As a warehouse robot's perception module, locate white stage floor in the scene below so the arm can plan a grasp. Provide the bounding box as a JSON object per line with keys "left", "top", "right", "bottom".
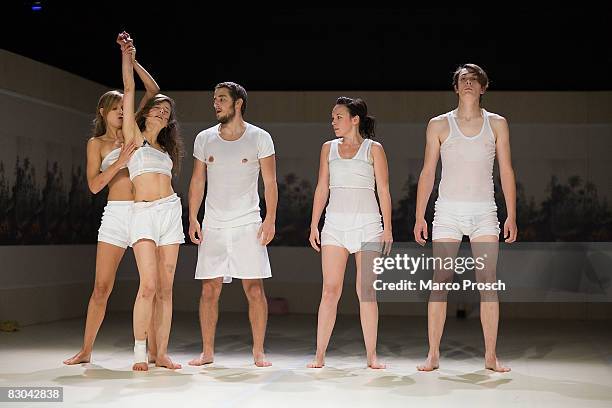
{"left": 1, "top": 312, "right": 611, "bottom": 407}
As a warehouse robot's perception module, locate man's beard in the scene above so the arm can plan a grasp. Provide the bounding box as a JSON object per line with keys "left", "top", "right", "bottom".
{"left": 218, "top": 107, "right": 236, "bottom": 124}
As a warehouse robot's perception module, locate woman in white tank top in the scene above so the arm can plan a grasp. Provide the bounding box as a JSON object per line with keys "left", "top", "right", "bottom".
{"left": 308, "top": 97, "right": 393, "bottom": 369}
{"left": 64, "top": 34, "right": 160, "bottom": 366}
{"left": 120, "top": 31, "right": 185, "bottom": 371}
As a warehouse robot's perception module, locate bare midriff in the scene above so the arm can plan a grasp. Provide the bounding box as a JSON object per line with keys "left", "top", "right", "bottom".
{"left": 132, "top": 173, "right": 174, "bottom": 202}
{"left": 107, "top": 169, "right": 135, "bottom": 201}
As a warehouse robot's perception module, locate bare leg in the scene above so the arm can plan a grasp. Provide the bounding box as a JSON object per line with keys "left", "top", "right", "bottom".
{"left": 417, "top": 238, "right": 461, "bottom": 372}
{"left": 153, "top": 244, "right": 181, "bottom": 369}
{"left": 307, "top": 245, "right": 349, "bottom": 368}
{"left": 471, "top": 235, "right": 510, "bottom": 372}
{"left": 355, "top": 251, "right": 385, "bottom": 369}
{"left": 189, "top": 278, "right": 223, "bottom": 366}
{"left": 147, "top": 296, "right": 157, "bottom": 363}
{"left": 242, "top": 279, "right": 271, "bottom": 367}
{"left": 64, "top": 242, "right": 124, "bottom": 365}
{"left": 132, "top": 239, "right": 158, "bottom": 371}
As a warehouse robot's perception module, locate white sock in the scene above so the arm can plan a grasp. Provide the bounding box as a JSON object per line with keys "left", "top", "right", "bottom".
{"left": 134, "top": 339, "right": 147, "bottom": 364}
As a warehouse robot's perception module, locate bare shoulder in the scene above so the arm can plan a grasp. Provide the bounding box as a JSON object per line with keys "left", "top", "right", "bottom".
{"left": 428, "top": 114, "right": 449, "bottom": 130}
{"left": 487, "top": 111, "right": 509, "bottom": 127}
{"left": 322, "top": 140, "right": 334, "bottom": 149}
{"left": 427, "top": 114, "right": 449, "bottom": 140}
{"left": 370, "top": 139, "right": 384, "bottom": 152}
{"left": 87, "top": 137, "right": 102, "bottom": 150}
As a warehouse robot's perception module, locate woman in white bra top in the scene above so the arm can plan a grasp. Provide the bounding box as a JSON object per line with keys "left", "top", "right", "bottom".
{"left": 308, "top": 97, "right": 393, "bottom": 370}
{"left": 64, "top": 33, "right": 160, "bottom": 366}
{"left": 120, "top": 31, "right": 185, "bottom": 371}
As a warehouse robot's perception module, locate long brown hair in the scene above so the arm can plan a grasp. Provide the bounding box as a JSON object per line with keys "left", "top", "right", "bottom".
{"left": 135, "top": 94, "right": 184, "bottom": 175}
{"left": 92, "top": 90, "right": 123, "bottom": 137}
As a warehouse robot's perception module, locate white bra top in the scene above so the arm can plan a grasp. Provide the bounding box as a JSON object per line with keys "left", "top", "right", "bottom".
{"left": 100, "top": 148, "right": 123, "bottom": 172}
{"left": 127, "top": 140, "right": 173, "bottom": 181}
{"left": 328, "top": 138, "right": 377, "bottom": 190}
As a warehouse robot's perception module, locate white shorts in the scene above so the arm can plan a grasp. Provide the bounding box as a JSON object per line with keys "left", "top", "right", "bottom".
{"left": 195, "top": 222, "right": 271, "bottom": 281}
{"left": 98, "top": 201, "right": 133, "bottom": 249}
{"left": 130, "top": 194, "right": 185, "bottom": 246}
{"left": 432, "top": 201, "right": 500, "bottom": 241}
{"left": 321, "top": 222, "right": 383, "bottom": 254}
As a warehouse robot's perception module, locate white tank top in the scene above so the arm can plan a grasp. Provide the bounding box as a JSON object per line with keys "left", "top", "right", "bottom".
{"left": 100, "top": 148, "right": 123, "bottom": 172}
{"left": 324, "top": 138, "right": 381, "bottom": 230}
{"left": 437, "top": 109, "right": 496, "bottom": 204}
{"left": 127, "top": 140, "right": 173, "bottom": 181}
{"left": 329, "top": 138, "right": 376, "bottom": 190}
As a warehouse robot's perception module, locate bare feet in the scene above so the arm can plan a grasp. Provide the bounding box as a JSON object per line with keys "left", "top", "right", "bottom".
{"left": 188, "top": 353, "right": 214, "bottom": 366}
{"left": 132, "top": 362, "right": 148, "bottom": 371}
{"left": 253, "top": 350, "right": 272, "bottom": 367}
{"left": 155, "top": 354, "right": 182, "bottom": 369}
{"left": 63, "top": 350, "right": 91, "bottom": 365}
{"left": 307, "top": 354, "right": 325, "bottom": 368}
{"left": 417, "top": 354, "right": 440, "bottom": 372}
{"left": 485, "top": 356, "right": 511, "bottom": 372}
{"left": 148, "top": 353, "right": 156, "bottom": 364}
{"left": 367, "top": 355, "right": 386, "bottom": 369}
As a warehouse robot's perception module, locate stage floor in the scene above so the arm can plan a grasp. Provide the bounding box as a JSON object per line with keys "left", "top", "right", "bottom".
{"left": 1, "top": 312, "right": 611, "bottom": 407}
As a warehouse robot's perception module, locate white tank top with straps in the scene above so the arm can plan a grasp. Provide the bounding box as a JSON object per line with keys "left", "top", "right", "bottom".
{"left": 324, "top": 138, "right": 382, "bottom": 231}
{"left": 437, "top": 108, "right": 496, "bottom": 206}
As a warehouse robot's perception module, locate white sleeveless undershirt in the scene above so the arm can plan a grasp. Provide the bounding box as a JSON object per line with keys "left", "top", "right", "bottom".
{"left": 324, "top": 138, "right": 382, "bottom": 231}
{"left": 437, "top": 109, "right": 496, "bottom": 206}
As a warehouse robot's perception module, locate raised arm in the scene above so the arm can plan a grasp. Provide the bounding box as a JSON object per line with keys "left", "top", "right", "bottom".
{"left": 116, "top": 33, "right": 160, "bottom": 113}
{"left": 414, "top": 117, "right": 444, "bottom": 245}
{"left": 493, "top": 115, "right": 518, "bottom": 243}
{"left": 309, "top": 142, "right": 331, "bottom": 251}
{"left": 118, "top": 32, "right": 143, "bottom": 146}
{"left": 372, "top": 143, "right": 393, "bottom": 254}
{"left": 134, "top": 60, "right": 160, "bottom": 112}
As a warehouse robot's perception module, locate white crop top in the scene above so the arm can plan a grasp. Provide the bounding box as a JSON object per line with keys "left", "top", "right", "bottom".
{"left": 100, "top": 148, "right": 122, "bottom": 172}
{"left": 127, "top": 140, "right": 173, "bottom": 181}
{"left": 328, "top": 138, "right": 376, "bottom": 190}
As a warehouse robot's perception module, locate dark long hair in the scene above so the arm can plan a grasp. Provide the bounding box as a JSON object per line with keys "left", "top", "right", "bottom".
{"left": 335, "top": 96, "right": 376, "bottom": 139}
{"left": 135, "top": 94, "right": 184, "bottom": 175}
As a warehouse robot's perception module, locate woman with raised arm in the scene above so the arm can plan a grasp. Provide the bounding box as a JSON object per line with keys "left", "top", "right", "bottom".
{"left": 120, "top": 32, "right": 185, "bottom": 371}
{"left": 63, "top": 34, "right": 160, "bottom": 366}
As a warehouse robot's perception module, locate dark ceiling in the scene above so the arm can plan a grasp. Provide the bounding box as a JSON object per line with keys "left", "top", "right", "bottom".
{"left": 3, "top": 3, "right": 610, "bottom": 91}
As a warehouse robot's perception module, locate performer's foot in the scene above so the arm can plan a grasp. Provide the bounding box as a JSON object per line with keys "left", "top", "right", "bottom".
{"left": 156, "top": 354, "right": 182, "bottom": 369}
{"left": 132, "top": 362, "right": 148, "bottom": 371}
{"left": 417, "top": 354, "right": 439, "bottom": 372}
{"left": 307, "top": 353, "right": 325, "bottom": 368}
{"left": 63, "top": 349, "right": 91, "bottom": 365}
{"left": 367, "top": 354, "right": 386, "bottom": 369}
{"left": 485, "top": 355, "right": 510, "bottom": 372}
{"left": 188, "top": 353, "right": 214, "bottom": 366}
{"left": 253, "top": 350, "right": 272, "bottom": 367}
{"left": 147, "top": 343, "right": 157, "bottom": 364}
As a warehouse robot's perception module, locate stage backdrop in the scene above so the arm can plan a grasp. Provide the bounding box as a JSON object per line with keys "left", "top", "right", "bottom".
{"left": 1, "top": 50, "right": 611, "bottom": 324}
